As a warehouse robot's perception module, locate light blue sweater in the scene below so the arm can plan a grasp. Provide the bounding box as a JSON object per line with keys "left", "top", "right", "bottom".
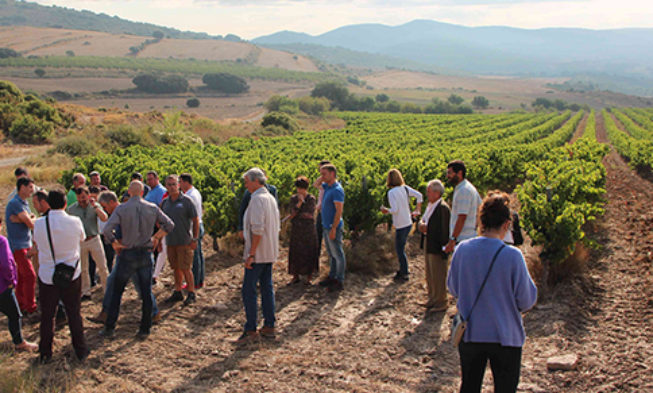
{"left": 447, "top": 237, "right": 537, "bottom": 347}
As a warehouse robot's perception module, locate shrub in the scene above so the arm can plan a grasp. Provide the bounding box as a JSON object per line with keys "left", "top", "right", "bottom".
{"left": 132, "top": 73, "right": 188, "bottom": 94}
{"left": 54, "top": 135, "right": 97, "bottom": 156}
{"left": 311, "top": 81, "right": 349, "bottom": 108}
{"left": 202, "top": 73, "right": 249, "bottom": 94}
{"left": 106, "top": 124, "right": 152, "bottom": 148}
{"left": 0, "top": 48, "right": 20, "bottom": 59}
{"left": 186, "top": 97, "right": 200, "bottom": 108}
{"left": 264, "top": 95, "right": 298, "bottom": 114}
{"left": 298, "top": 96, "right": 330, "bottom": 115}
{"left": 34, "top": 68, "right": 46, "bottom": 78}
{"left": 0, "top": 80, "right": 24, "bottom": 103}
{"left": 7, "top": 114, "right": 54, "bottom": 144}
{"left": 261, "top": 111, "right": 298, "bottom": 132}
{"left": 65, "top": 50, "right": 75, "bottom": 57}
{"left": 375, "top": 93, "right": 389, "bottom": 103}
{"left": 472, "top": 96, "right": 489, "bottom": 109}
{"left": 447, "top": 94, "right": 464, "bottom": 105}
{"left": 47, "top": 90, "right": 73, "bottom": 100}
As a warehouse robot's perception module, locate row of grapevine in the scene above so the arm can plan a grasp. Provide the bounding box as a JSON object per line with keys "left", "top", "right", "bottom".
{"left": 580, "top": 110, "right": 596, "bottom": 141}
{"left": 603, "top": 109, "right": 653, "bottom": 171}
{"left": 65, "top": 111, "right": 582, "bottom": 239}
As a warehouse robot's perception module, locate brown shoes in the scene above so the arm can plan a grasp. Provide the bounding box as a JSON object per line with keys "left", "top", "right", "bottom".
{"left": 259, "top": 326, "right": 276, "bottom": 339}
{"left": 152, "top": 313, "right": 162, "bottom": 324}
{"left": 236, "top": 330, "right": 258, "bottom": 344}
{"left": 87, "top": 311, "right": 107, "bottom": 324}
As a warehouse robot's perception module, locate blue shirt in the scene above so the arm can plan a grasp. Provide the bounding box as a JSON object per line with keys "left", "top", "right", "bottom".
{"left": 145, "top": 183, "right": 166, "bottom": 206}
{"left": 321, "top": 181, "right": 345, "bottom": 230}
{"left": 447, "top": 237, "right": 537, "bottom": 347}
{"left": 4, "top": 194, "right": 32, "bottom": 251}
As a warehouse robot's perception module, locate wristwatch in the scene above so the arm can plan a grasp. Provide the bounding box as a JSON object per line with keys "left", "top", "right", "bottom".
{"left": 450, "top": 236, "right": 457, "bottom": 243}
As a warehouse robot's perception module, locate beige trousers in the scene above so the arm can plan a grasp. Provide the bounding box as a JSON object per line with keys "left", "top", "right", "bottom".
{"left": 425, "top": 252, "right": 449, "bottom": 308}
{"left": 81, "top": 235, "right": 108, "bottom": 296}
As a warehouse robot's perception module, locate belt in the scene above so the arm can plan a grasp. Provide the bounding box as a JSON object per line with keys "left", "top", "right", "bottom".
{"left": 85, "top": 235, "right": 98, "bottom": 241}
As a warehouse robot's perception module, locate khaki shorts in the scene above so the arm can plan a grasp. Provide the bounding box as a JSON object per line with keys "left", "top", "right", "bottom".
{"left": 167, "top": 245, "right": 193, "bottom": 270}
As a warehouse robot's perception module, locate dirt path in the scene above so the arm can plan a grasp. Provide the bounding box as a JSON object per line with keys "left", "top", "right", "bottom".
{"left": 568, "top": 111, "right": 589, "bottom": 143}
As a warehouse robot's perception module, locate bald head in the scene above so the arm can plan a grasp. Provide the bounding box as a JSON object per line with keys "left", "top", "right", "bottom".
{"left": 128, "top": 180, "right": 144, "bottom": 197}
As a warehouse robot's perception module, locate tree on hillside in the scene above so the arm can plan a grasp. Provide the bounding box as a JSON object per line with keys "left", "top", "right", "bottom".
{"left": 447, "top": 94, "right": 464, "bottom": 105}
{"left": 265, "top": 95, "right": 299, "bottom": 114}
{"left": 375, "top": 93, "right": 389, "bottom": 103}
{"left": 0, "top": 48, "right": 20, "bottom": 59}
{"left": 202, "top": 73, "right": 249, "bottom": 94}
{"left": 311, "top": 82, "right": 349, "bottom": 109}
{"left": 152, "top": 30, "right": 164, "bottom": 40}
{"left": 132, "top": 73, "right": 188, "bottom": 94}
{"left": 472, "top": 96, "right": 489, "bottom": 109}
{"left": 34, "top": 68, "right": 45, "bottom": 78}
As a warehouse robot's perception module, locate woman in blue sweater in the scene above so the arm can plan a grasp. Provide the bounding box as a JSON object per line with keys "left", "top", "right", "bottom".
{"left": 447, "top": 191, "right": 537, "bottom": 393}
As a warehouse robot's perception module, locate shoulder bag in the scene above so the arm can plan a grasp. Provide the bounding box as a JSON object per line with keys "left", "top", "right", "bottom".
{"left": 451, "top": 244, "right": 505, "bottom": 345}
{"left": 46, "top": 214, "right": 79, "bottom": 289}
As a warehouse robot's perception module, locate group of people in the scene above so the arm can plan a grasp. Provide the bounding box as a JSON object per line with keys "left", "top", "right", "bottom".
{"left": 1, "top": 159, "right": 537, "bottom": 393}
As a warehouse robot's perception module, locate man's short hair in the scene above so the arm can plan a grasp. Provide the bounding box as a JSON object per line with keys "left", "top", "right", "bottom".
{"left": 88, "top": 185, "right": 100, "bottom": 194}
{"left": 131, "top": 172, "right": 143, "bottom": 181}
{"left": 72, "top": 172, "right": 85, "bottom": 183}
{"left": 165, "top": 174, "right": 179, "bottom": 185}
{"left": 321, "top": 164, "right": 337, "bottom": 175}
{"left": 16, "top": 177, "right": 34, "bottom": 191}
{"left": 146, "top": 170, "right": 159, "bottom": 179}
{"left": 75, "top": 185, "right": 89, "bottom": 195}
{"left": 242, "top": 168, "right": 267, "bottom": 184}
{"left": 447, "top": 160, "right": 466, "bottom": 178}
{"left": 33, "top": 189, "right": 48, "bottom": 202}
{"left": 47, "top": 188, "right": 67, "bottom": 209}
{"left": 294, "top": 176, "right": 309, "bottom": 189}
{"left": 14, "top": 167, "right": 28, "bottom": 178}
{"left": 179, "top": 173, "right": 193, "bottom": 185}
{"left": 427, "top": 179, "right": 445, "bottom": 195}
{"left": 98, "top": 191, "right": 118, "bottom": 205}
{"left": 89, "top": 171, "right": 100, "bottom": 177}
{"left": 318, "top": 160, "right": 331, "bottom": 167}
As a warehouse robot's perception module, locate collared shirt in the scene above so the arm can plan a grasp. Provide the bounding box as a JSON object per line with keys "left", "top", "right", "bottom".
{"left": 33, "top": 210, "right": 84, "bottom": 285}
{"left": 0, "top": 235, "right": 17, "bottom": 294}
{"left": 161, "top": 193, "right": 197, "bottom": 246}
{"left": 7, "top": 187, "right": 38, "bottom": 215}
{"left": 4, "top": 194, "right": 32, "bottom": 251}
{"left": 67, "top": 202, "right": 106, "bottom": 237}
{"left": 145, "top": 183, "right": 166, "bottom": 206}
{"left": 67, "top": 189, "right": 77, "bottom": 206}
{"left": 238, "top": 183, "right": 278, "bottom": 231}
{"left": 102, "top": 196, "right": 174, "bottom": 249}
{"left": 421, "top": 198, "right": 442, "bottom": 225}
{"left": 387, "top": 185, "right": 423, "bottom": 230}
{"left": 184, "top": 186, "right": 203, "bottom": 224}
{"left": 450, "top": 179, "right": 482, "bottom": 241}
{"left": 321, "top": 181, "right": 345, "bottom": 230}
{"left": 243, "top": 187, "right": 280, "bottom": 263}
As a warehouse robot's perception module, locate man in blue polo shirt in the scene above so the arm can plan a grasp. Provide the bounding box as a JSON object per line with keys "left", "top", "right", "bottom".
{"left": 5, "top": 177, "right": 37, "bottom": 313}
{"left": 317, "top": 164, "right": 346, "bottom": 292}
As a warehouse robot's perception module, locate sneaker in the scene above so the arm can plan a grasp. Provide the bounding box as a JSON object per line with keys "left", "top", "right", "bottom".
{"left": 235, "top": 330, "right": 258, "bottom": 344}
{"left": 165, "top": 291, "right": 184, "bottom": 303}
{"left": 151, "top": 313, "right": 162, "bottom": 325}
{"left": 327, "top": 281, "right": 344, "bottom": 293}
{"left": 87, "top": 311, "right": 107, "bottom": 324}
{"left": 259, "top": 326, "right": 276, "bottom": 339}
{"left": 136, "top": 329, "right": 150, "bottom": 340}
{"left": 15, "top": 340, "right": 38, "bottom": 352}
{"left": 98, "top": 327, "right": 114, "bottom": 339}
{"left": 183, "top": 292, "right": 196, "bottom": 306}
{"left": 195, "top": 282, "right": 204, "bottom": 289}
{"left": 318, "top": 277, "right": 335, "bottom": 287}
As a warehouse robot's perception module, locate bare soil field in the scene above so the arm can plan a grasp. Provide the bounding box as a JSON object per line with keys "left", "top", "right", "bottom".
{"left": 359, "top": 70, "right": 653, "bottom": 110}
{"left": 0, "top": 26, "right": 319, "bottom": 73}
{"left": 1, "top": 116, "right": 651, "bottom": 391}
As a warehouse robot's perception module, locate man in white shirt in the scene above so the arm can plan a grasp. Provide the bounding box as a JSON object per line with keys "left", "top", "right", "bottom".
{"left": 238, "top": 167, "right": 280, "bottom": 343}
{"left": 444, "top": 160, "right": 482, "bottom": 254}
{"left": 32, "top": 188, "right": 88, "bottom": 363}
{"left": 179, "top": 173, "right": 205, "bottom": 289}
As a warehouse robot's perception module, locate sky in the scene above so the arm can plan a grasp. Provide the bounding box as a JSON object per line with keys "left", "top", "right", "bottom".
{"left": 32, "top": 0, "right": 653, "bottom": 39}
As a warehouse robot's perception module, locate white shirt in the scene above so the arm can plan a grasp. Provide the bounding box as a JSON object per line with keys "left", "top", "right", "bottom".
{"left": 387, "top": 185, "right": 423, "bottom": 230}
{"left": 243, "top": 187, "right": 280, "bottom": 263}
{"left": 421, "top": 198, "right": 442, "bottom": 225}
{"left": 450, "top": 179, "right": 483, "bottom": 241}
{"left": 184, "top": 186, "right": 203, "bottom": 224}
{"left": 33, "top": 210, "right": 84, "bottom": 285}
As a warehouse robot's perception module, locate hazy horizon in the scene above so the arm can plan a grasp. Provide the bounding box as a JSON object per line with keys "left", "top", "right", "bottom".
{"left": 31, "top": 0, "right": 653, "bottom": 40}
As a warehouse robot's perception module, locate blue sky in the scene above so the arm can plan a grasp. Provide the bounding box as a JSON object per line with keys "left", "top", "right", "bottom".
{"left": 33, "top": 0, "right": 652, "bottom": 39}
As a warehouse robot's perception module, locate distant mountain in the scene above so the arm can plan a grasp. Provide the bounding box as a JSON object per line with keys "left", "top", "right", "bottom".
{"left": 254, "top": 20, "right": 653, "bottom": 95}
{"left": 0, "top": 0, "right": 238, "bottom": 41}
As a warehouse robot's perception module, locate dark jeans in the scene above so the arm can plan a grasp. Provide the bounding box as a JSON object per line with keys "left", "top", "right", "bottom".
{"left": 0, "top": 288, "right": 24, "bottom": 345}
{"left": 241, "top": 263, "right": 275, "bottom": 332}
{"left": 102, "top": 235, "right": 115, "bottom": 272}
{"left": 316, "top": 212, "right": 323, "bottom": 257}
{"left": 192, "top": 223, "right": 205, "bottom": 287}
{"left": 105, "top": 249, "right": 153, "bottom": 333}
{"left": 39, "top": 277, "right": 87, "bottom": 359}
{"left": 458, "top": 341, "right": 522, "bottom": 393}
{"left": 395, "top": 225, "right": 411, "bottom": 276}
{"left": 102, "top": 255, "right": 159, "bottom": 317}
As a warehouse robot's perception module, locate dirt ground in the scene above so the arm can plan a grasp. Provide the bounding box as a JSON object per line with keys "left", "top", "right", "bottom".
{"left": 0, "top": 115, "right": 651, "bottom": 392}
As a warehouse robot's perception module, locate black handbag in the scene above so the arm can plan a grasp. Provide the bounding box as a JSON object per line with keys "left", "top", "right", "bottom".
{"left": 46, "top": 214, "right": 79, "bottom": 290}
{"left": 451, "top": 244, "right": 505, "bottom": 345}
